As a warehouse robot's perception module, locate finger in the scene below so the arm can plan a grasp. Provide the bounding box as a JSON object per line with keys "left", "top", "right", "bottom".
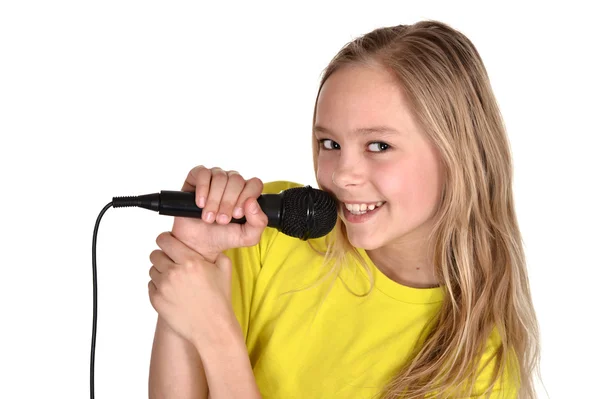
{"left": 233, "top": 177, "right": 263, "bottom": 219}
{"left": 181, "top": 165, "right": 211, "bottom": 208}
{"left": 216, "top": 171, "right": 245, "bottom": 224}
{"left": 203, "top": 168, "right": 228, "bottom": 223}
{"left": 149, "top": 265, "right": 162, "bottom": 284}
{"left": 239, "top": 197, "right": 269, "bottom": 247}
{"left": 155, "top": 231, "right": 201, "bottom": 266}
{"left": 149, "top": 249, "right": 172, "bottom": 273}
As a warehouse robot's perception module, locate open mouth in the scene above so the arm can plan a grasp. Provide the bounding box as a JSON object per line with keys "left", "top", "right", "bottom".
{"left": 342, "top": 201, "right": 386, "bottom": 216}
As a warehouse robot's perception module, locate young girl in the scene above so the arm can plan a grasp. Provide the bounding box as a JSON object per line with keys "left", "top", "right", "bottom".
{"left": 147, "top": 20, "right": 541, "bottom": 398}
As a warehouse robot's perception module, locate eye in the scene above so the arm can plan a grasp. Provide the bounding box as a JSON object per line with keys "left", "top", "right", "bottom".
{"left": 367, "top": 142, "right": 390, "bottom": 152}
{"left": 319, "top": 139, "right": 340, "bottom": 150}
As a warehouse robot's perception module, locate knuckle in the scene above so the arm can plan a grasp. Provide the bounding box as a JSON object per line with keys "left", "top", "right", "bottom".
{"left": 191, "top": 165, "right": 206, "bottom": 176}
{"left": 259, "top": 215, "right": 269, "bottom": 227}
{"left": 165, "top": 268, "right": 179, "bottom": 281}
{"left": 189, "top": 165, "right": 207, "bottom": 180}
{"left": 195, "top": 168, "right": 211, "bottom": 184}
{"left": 247, "top": 177, "right": 264, "bottom": 192}
{"left": 198, "top": 167, "right": 211, "bottom": 178}
{"left": 241, "top": 235, "right": 259, "bottom": 247}
{"left": 149, "top": 249, "right": 160, "bottom": 261}
{"left": 219, "top": 199, "right": 235, "bottom": 211}
{"left": 247, "top": 177, "right": 263, "bottom": 185}
{"left": 188, "top": 258, "right": 201, "bottom": 269}
{"left": 179, "top": 257, "right": 197, "bottom": 270}
{"left": 211, "top": 167, "right": 226, "bottom": 176}
{"left": 155, "top": 232, "right": 170, "bottom": 245}
{"left": 210, "top": 171, "right": 227, "bottom": 185}
{"left": 167, "top": 263, "right": 179, "bottom": 273}
{"left": 228, "top": 173, "right": 244, "bottom": 185}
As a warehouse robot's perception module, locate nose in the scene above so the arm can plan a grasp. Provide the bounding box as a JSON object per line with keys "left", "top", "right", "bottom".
{"left": 332, "top": 155, "right": 366, "bottom": 188}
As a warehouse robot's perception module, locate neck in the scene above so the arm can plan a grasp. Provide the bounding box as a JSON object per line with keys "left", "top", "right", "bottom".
{"left": 366, "top": 236, "right": 438, "bottom": 289}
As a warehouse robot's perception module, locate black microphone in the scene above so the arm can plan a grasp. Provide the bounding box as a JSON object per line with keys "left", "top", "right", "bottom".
{"left": 112, "top": 185, "right": 338, "bottom": 240}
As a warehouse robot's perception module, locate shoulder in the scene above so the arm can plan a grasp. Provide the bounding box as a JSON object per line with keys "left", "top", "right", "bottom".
{"left": 262, "top": 180, "right": 305, "bottom": 194}
{"left": 472, "top": 328, "right": 521, "bottom": 397}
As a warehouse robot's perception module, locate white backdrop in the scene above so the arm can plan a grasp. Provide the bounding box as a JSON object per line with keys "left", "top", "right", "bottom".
{"left": 1, "top": 1, "right": 598, "bottom": 398}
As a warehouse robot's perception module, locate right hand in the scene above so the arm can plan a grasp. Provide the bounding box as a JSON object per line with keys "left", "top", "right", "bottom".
{"left": 170, "top": 166, "right": 268, "bottom": 262}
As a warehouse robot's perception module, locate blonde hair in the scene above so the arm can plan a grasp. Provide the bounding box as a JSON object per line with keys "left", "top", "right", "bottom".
{"left": 310, "top": 20, "right": 541, "bottom": 398}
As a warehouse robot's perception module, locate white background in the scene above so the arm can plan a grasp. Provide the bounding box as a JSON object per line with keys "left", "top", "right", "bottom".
{"left": 1, "top": 1, "right": 598, "bottom": 398}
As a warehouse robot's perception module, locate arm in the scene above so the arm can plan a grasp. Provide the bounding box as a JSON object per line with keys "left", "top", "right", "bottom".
{"left": 149, "top": 314, "right": 262, "bottom": 399}
{"left": 148, "top": 166, "right": 268, "bottom": 398}
{"left": 195, "top": 315, "right": 262, "bottom": 399}
{"left": 149, "top": 316, "right": 209, "bottom": 399}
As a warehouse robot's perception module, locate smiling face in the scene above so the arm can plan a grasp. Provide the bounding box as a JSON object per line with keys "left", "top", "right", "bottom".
{"left": 314, "top": 64, "right": 445, "bottom": 251}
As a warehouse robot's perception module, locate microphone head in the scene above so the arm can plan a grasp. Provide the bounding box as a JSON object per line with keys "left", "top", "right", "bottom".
{"left": 280, "top": 186, "right": 338, "bottom": 240}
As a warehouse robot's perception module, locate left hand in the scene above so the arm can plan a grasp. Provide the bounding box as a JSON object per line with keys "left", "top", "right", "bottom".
{"left": 148, "top": 231, "right": 239, "bottom": 351}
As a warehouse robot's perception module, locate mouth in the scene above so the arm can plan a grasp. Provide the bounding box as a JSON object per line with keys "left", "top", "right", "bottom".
{"left": 341, "top": 201, "right": 386, "bottom": 216}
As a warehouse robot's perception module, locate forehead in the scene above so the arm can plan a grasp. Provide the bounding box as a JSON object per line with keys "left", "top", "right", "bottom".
{"left": 315, "top": 64, "right": 417, "bottom": 135}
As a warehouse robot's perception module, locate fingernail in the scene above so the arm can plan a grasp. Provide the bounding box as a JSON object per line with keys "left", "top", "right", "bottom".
{"left": 198, "top": 196, "right": 206, "bottom": 208}
{"left": 233, "top": 207, "right": 243, "bottom": 218}
{"left": 217, "top": 213, "right": 229, "bottom": 224}
{"left": 205, "top": 211, "right": 215, "bottom": 222}
{"left": 249, "top": 200, "right": 259, "bottom": 215}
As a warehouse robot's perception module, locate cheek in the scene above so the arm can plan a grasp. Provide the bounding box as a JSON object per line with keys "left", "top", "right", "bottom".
{"left": 316, "top": 157, "right": 334, "bottom": 188}
{"left": 379, "top": 155, "right": 441, "bottom": 214}
{"left": 401, "top": 157, "right": 443, "bottom": 215}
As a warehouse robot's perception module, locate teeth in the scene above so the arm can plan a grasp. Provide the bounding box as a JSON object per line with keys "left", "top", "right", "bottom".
{"left": 344, "top": 201, "right": 385, "bottom": 214}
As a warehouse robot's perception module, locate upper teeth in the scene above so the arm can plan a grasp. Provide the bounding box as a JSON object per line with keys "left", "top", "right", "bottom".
{"left": 344, "top": 201, "right": 384, "bottom": 212}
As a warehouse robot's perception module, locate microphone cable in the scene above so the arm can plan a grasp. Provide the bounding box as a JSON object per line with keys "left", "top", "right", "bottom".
{"left": 90, "top": 201, "right": 113, "bottom": 399}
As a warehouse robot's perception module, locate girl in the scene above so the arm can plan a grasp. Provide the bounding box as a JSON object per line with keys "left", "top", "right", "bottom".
{"left": 147, "top": 20, "right": 541, "bottom": 398}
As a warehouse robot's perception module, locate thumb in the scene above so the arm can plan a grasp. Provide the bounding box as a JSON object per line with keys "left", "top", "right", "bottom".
{"left": 239, "top": 197, "right": 268, "bottom": 246}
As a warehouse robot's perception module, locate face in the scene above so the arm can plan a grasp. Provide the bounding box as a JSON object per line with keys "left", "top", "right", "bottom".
{"left": 314, "top": 64, "right": 444, "bottom": 251}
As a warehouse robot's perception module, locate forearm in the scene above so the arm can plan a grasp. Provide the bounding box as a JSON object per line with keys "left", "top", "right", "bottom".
{"left": 195, "top": 318, "right": 262, "bottom": 399}
{"left": 149, "top": 317, "right": 209, "bottom": 399}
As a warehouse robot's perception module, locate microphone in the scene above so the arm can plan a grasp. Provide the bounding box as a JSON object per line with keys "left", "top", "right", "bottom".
{"left": 112, "top": 185, "right": 338, "bottom": 240}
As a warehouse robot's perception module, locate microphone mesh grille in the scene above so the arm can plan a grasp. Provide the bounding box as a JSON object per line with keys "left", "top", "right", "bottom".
{"left": 280, "top": 186, "right": 338, "bottom": 239}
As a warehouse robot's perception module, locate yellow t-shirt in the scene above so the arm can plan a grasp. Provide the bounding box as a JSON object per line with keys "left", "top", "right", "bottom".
{"left": 224, "top": 181, "right": 516, "bottom": 399}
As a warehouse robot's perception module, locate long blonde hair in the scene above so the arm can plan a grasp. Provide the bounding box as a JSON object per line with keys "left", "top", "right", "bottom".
{"left": 310, "top": 20, "right": 541, "bottom": 398}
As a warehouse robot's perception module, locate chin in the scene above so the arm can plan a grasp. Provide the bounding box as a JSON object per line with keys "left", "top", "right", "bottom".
{"left": 346, "top": 231, "right": 384, "bottom": 251}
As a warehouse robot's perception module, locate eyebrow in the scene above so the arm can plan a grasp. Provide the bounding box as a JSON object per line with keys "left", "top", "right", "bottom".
{"left": 313, "top": 125, "right": 404, "bottom": 137}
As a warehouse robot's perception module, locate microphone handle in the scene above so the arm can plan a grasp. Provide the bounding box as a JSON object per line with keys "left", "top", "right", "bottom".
{"left": 157, "top": 191, "right": 283, "bottom": 228}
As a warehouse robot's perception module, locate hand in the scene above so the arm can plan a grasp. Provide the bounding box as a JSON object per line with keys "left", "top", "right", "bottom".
{"left": 171, "top": 166, "right": 268, "bottom": 262}
{"left": 148, "top": 231, "right": 241, "bottom": 350}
